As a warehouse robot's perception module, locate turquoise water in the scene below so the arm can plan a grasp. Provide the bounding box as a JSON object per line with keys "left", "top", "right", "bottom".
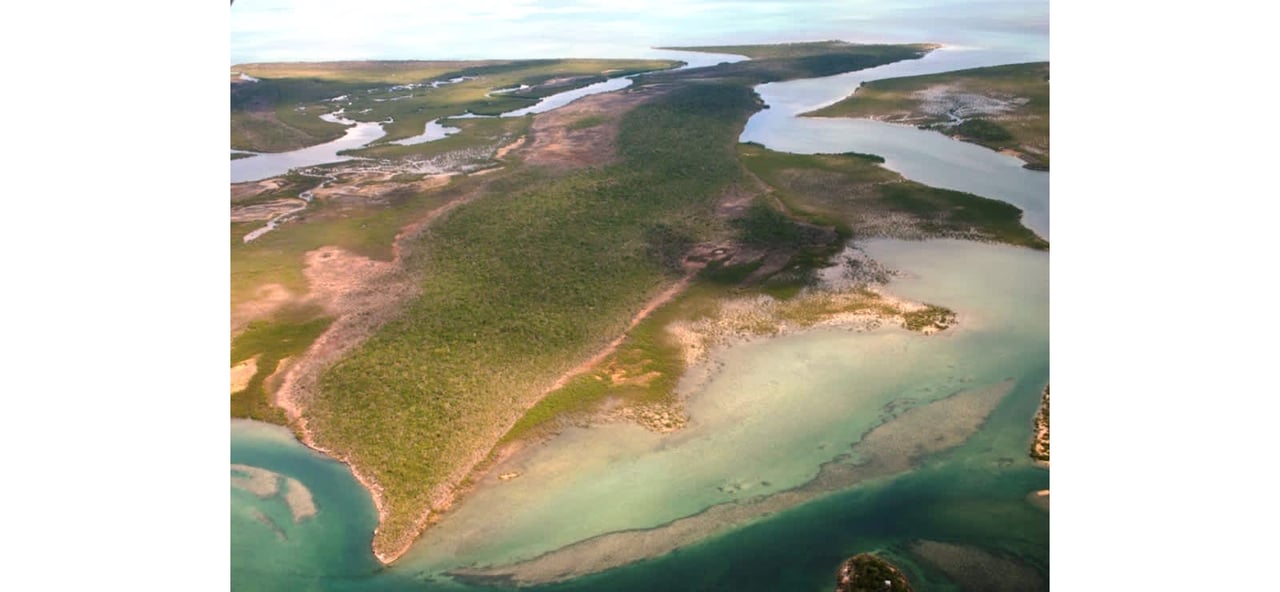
{"left": 231, "top": 420, "right": 383, "bottom": 590}
{"left": 231, "top": 2, "right": 1050, "bottom": 588}
{"left": 231, "top": 239, "right": 1049, "bottom": 591}
{"left": 395, "top": 239, "right": 1047, "bottom": 578}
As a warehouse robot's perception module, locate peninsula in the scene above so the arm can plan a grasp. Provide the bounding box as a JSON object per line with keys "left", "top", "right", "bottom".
{"left": 230, "top": 41, "right": 1047, "bottom": 565}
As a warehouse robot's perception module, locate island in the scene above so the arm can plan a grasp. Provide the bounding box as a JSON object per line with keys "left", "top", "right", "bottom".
{"left": 1031, "top": 384, "right": 1050, "bottom": 462}
{"left": 804, "top": 62, "right": 1049, "bottom": 170}
{"left": 230, "top": 41, "right": 1047, "bottom": 565}
{"left": 835, "top": 553, "right": 913, "bottom": 592}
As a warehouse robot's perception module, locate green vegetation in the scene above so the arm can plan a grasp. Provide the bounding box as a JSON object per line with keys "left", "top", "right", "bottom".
{"left": 738, "top": 143, "right": 1047, "bottom": 249}
{"left": 231, "top": 152, "right": 256, "bottom": 161}
{"left": 903, "top": 305, "right": 957, "bottom": 331}
{"left": 500, "top": 285, "right": 700, "bottom": 442}
{"left": 311, "top": 82, "right": 760, "bottom": 553}
{"left": 804, "top": 62, "right": 1049, "bottom": 169}
{"left": 231, "top": 315, "right": 332, "bottom": 423}
{"left": 836, "top": 553, "right": 914, "bottom": 592}
{"left": 951, "top": 118, "right": 1013, "bottom": 142}
{"left": 231, "top": 177, "right": 460, "bottom": 307}
{"left": 566, "top": 114, "right": 608, "bottom": 131}
{"left": 732, "top": 197, "right": 845, "bottom": 295}
{"left": 230, "top": 44, "right": 967, "bottom": 556}
{"left": 1031, "top": 385, "right": 1050, "bottom": 461}
{"left": 232, "top": 59, "right": 678, "bottom": 152}
{"left": 231, "top": 76, "right": 365, "bottom": 152}
{"left": 734, "top": 201, "right": 811, "bottom": 247}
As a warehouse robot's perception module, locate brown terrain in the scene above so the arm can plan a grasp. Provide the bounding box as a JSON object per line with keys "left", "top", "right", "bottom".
{"left": 517, "top": 87, "right": 663, "bottom": 169}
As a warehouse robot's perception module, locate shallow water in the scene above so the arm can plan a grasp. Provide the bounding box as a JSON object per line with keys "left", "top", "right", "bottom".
{"left": 382, "top": 37, "right": 1050, "bottom": 581}
{"left": 230, "top": 420, "right": 382, "bottom": 590}
{"left": 231, "top": 3, "right": 1050, "bottom": 588}
{"left": 230, "top": 237, "right": 1049, "bottom": 591}
{"left": 391, "top": 119, "right": 461, "bottom": 146}
{"left": 398, "top": 239, "right": 1047, "bottom": 581}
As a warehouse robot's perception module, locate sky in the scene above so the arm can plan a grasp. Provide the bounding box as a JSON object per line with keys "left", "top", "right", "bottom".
{"left": 231, "top": 0, "right": 1049, "bottom": 64}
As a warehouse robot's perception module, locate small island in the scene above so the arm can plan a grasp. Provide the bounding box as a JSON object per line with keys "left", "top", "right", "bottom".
{"left": 1028, "top": 384, "right": 1050, "bottom": 511}
{"left": 835, "top": 553, "right": 913, "bottom": 592}
{"left": 804, "top": 62, "right": 1049, "bottom": 170}
{"left": 1031, "top": 385, "right": 1049, "bottom": 462}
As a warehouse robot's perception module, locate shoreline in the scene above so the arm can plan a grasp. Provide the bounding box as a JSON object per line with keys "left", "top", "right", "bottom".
{"left": 452, "top": 378, "right": 1015, "bottom": 584}
{"left": 259, "top": 86, "right": 698, "bottom": 564}
{"left": 235, "top": 48, "right": 1028, "bottom": 569}
{"left": 431, "top": 247, "right": 962, "bottom": 567}
{"left": 418, "top": 269, "right": 703, "bottom": 553}
{"left": 274, "top": 230, "right": 701, "bottom": 565}
{"left": 270, "top": 180, "right": 490, "bottom": 564}
{"left": 799, "top": 61, "right": 1050, "bottom": 171}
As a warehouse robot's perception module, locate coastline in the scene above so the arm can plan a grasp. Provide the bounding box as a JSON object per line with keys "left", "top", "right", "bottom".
{"left": 260, "top": 88, "right": 705, "bottom": 563}
{"left": 429, "top": 269, "right": 703, "bottom": 531}
{"left": 234, "top": 46, "right": 1043, "bottom": 571}
{"left": 1029, "top": 384, "right": 1049, "bottom": 462}
{"left": 427, "top": 247, "right": 962, "bottom": 566}
{"left": 452, "top": 378, "right": 1015, "bottom": 584}
{"left": 269, "top": 177, "right": 488, "bottom": 564}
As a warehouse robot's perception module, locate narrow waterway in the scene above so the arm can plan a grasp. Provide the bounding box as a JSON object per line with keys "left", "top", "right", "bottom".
{"left": 742, "top": 45, "right": 1049, "bottom": 239}
{"left": 231, "top": 111, "right": 388, "bottom": 183}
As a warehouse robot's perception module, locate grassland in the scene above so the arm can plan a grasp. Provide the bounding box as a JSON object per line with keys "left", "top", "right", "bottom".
{"left": 231, "top": 314, "right": 332, "bottom": 423}
{"left": 230, "top": 177, "right": 460, "bottom": 307}
{"left": 232, "top": 59, "right": 678, "bottom": 152}
{"left": 738, "top": 143, "right": 1048, "bottom": 249}
{"left": 804, "top": 62, "right": 1049, "bottom": 169}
